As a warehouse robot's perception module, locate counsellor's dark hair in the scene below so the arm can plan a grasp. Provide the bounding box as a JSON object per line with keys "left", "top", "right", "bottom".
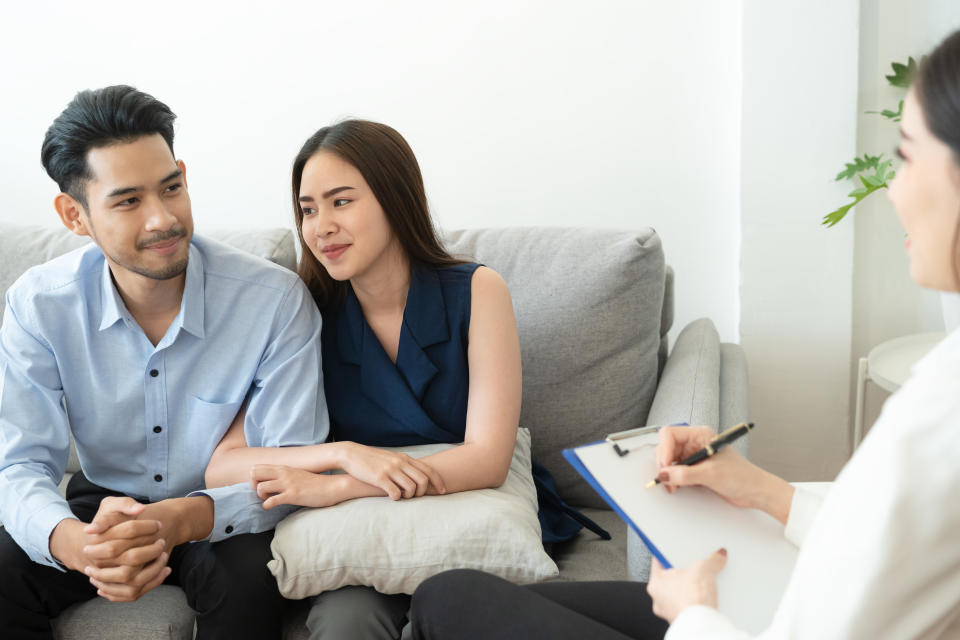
{"left": 292, "top": 119, "right": 463, "bottom": 311}
{"left": 40, "top": 85, "right": 176, "bottom": 209}
{"left": 914, "top": 29, "right": 960, "bottom": 287}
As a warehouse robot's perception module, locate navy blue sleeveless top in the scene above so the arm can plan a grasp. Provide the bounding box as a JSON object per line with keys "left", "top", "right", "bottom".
{"left": 321, "top": 262, "right": 608, "bottom": 544}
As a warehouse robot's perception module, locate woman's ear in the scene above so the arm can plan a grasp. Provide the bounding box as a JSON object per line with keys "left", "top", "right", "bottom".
{"left": 54, "top": 193, "right": 91, "bottom": 237}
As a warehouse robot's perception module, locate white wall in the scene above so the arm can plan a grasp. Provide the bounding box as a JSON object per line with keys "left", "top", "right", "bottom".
{"left": 740, "top": 0, "right": 860, "bottom": 480}
{"left": 852, "top": 0, "right": 960, "bottom": 435}
{"left": 2, "top": 2, "right": 889, "bottom": 481}
{"left": 0, "top": 0, "right": 743, "bottom": 344}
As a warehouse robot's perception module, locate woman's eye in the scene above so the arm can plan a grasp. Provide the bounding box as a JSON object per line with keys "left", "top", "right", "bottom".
{"left": 333, "top": 198, "right": 350, "bottom": 207}
{"left": 301, "top": 207, "right": 316, "bottom": 216}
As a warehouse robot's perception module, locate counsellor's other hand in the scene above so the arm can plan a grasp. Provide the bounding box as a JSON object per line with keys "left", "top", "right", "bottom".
{"left": 338, "top": 442, "right": 446, "bottom": 500}
{"left": 647, "top": 549, "right": 728, "bottom": 624}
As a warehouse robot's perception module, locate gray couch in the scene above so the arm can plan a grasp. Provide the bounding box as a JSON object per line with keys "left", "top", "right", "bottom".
{"left": 0, "top": 223, "right": 748, "bottom": 639}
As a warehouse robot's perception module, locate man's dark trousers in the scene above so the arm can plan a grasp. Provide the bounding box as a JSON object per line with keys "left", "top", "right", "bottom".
{"left": 0, "top": 473, "right": 288, "bottom": 640}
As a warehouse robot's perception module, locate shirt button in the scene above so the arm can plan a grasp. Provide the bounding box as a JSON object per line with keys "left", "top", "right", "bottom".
{"left": 150, "top": 369, "right": 159, "bottom": 377}
{"left": 225, "top": 525, "right": 234, "bottom": 534}
{"left": 154, "top": 474, "right": 163, "bottom": 482}
{"left": 153, "top": 426, "right": 162, "bottom": 434}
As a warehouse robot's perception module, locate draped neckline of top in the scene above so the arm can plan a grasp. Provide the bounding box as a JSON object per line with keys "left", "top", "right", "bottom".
{"left": 333, "top": 266, "right": 457, "bottom": 442}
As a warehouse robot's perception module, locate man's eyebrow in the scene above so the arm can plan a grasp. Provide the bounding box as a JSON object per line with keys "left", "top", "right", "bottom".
{"left": 160, "top": 169, "right": 183, "bottom": 183}
{"left": 105, "top": 186, "right": 141, "bottom": 199}
{"left": 105, "top": 169, "right": 183, "bottom": 200}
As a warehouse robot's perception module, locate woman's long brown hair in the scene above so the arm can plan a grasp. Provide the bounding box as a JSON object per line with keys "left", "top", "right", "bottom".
{"left": 914, "top": 30, "right": 960, "bottom": 289}
{"left": 292, "top": 120, "right": 464, "bottom": 311}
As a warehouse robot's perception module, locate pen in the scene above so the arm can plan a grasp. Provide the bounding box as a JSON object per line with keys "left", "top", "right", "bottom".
{"left": 645, "top": 422, "right": 754, "bottom": 489}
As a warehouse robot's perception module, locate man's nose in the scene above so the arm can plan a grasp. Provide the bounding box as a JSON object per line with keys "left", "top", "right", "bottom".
{"left": 144, "top": 197, "right": 178, "bottom": 230}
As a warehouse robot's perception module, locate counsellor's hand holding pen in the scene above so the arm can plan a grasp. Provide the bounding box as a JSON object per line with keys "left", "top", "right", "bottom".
{"left": 653, "top": 425, "right": 795, "bottom": 525}
{"left": 647, "top": 425, "right": 796, "bottom": 624}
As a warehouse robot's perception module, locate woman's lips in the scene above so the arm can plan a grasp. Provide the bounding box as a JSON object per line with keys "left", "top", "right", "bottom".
{"left": 322, "top": 244, "right": 350, "bottom": 260}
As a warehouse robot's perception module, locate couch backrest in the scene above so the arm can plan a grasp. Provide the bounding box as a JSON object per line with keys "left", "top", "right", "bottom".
{"left": 445, "top": 227, "right": 666, "bottom": 508}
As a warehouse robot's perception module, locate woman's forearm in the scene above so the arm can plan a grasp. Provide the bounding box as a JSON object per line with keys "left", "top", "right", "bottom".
{"left": 419, "top": 442, "right": 513, "bottom": 494}
{"left": 205, "top": 441, "right": 345, "bottom": 488}
{"left": 752, "top": 470, "right": 795, "bottom": 525}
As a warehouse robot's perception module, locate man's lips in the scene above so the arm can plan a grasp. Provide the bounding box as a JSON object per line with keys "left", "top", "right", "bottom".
{"left": 141, "top": 234, "right": 185, "bottom": 256}
{"left": 146, "top": 239, "right": 179, "bottom": 250}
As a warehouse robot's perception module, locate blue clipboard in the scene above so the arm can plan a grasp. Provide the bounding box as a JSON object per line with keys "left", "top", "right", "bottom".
{"left": 563, "top": 444, "right": 673, "bottom": 569}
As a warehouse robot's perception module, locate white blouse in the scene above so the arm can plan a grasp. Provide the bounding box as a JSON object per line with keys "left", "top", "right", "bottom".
{"left": 667, "top": 329, "right": 960, "bottom": 640}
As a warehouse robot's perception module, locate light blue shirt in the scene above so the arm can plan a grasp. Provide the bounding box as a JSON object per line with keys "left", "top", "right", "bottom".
{"left": 0, "top": 236, "right": 328, "bottom": 568}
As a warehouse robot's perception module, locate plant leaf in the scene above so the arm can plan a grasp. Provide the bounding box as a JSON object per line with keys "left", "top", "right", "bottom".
{"left": 886, "top": 56, "right": 919, "bottom": 88}
{"left": 835, "top": 153, "right": 884, "bottom": 181}
{"left": 822, "top": 203, "right": 855, "bottom": 228}
{"left": 824, "top": 182, "right": 887, "bottom": 227}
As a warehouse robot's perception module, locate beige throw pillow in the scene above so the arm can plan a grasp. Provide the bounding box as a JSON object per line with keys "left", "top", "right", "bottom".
{"left": 268, "top": 427, "right": 559, "bottom": 597}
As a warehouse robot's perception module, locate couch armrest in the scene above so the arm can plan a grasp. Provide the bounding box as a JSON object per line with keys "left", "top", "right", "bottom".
{"left": 627, "top": 319, "right": 751, "bottom": 582}
{"left": 646, "top": 318, "right": 721, "bottom": 429}
{"left": 719, "top": 343, "right": 750, "bottom": 458}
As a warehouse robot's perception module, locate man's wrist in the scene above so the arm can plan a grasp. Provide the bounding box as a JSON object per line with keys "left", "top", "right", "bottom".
{"left": 144, "top": 497, "right": 214, "bottom": 546}
{"left": 49, "top": 517, "right": 84, "bottom": 571}
{"left": 176, "top": 496, "right": 214, "bottom": 542}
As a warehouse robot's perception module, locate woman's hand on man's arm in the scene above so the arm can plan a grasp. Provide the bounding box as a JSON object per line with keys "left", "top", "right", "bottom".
{"left": 336, "top": 442, "right": 446, "bottom": 499}
{"left": 251, "top": 464, "right": 388, "bottom": 508}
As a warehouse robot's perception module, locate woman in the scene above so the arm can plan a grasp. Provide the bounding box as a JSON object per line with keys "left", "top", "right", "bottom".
{"left": 410, "top": 30, "right": 960, "bottom": 640}
{"left": 204, "top": 120, "right": 593, "bottom": 639}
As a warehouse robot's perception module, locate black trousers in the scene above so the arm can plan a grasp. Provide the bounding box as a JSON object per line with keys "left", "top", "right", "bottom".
{"left": 410, "top": 569, "right": 669, "bottom": 640}
{"left": 0, "top": 473, "right": 288, "bottom": 640}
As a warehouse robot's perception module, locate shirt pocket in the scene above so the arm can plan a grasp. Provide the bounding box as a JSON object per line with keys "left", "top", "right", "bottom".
{"left": 186, "top": 395, "right": 245, "bottom": 443}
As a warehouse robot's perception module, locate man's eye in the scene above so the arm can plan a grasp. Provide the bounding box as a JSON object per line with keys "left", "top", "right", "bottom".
{"left": 165, "top": 183, "right": 183, "bottom": 193}
{"left": 333, "top": 199, "right": 350, "bottom": 207}
{"left": 117, "top": 198, "right": 138, "bottom": 207}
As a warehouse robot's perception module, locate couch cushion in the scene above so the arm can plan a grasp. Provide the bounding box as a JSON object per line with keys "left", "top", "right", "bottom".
{"left": 550, "top": 507, "right": 628, "bottom": 582}
{"left": 444, "top": 228, "right": 665, "bottom": 508}
{"left": 52, "top": 585, "right": 194, "bottom": 640}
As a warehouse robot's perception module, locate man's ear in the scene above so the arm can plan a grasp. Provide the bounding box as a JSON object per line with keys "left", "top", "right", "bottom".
{"left": 178, "top": 160, "right": 188, "bottom": 189}
{"left": 54, "top": 193, "right": 91, "bottom": 237}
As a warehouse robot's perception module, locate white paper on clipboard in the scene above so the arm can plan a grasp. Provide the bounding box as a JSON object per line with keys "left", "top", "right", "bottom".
{"left": 565, "top": 431, "right": 798, "bottom": 634}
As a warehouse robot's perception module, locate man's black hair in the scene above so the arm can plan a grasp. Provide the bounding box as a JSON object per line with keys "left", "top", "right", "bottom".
{"left": 40, "top": 85, "right": 176, "bottom": 209}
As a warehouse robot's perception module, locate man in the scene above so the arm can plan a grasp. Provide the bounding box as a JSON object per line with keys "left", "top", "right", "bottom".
{"left": 0, "top": 85, "right": 328, "bottom": 638}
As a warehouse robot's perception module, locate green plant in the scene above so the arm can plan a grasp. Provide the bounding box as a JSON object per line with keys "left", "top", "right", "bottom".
{"left": 822, "top": 57, "right": 919, "bottom": 228}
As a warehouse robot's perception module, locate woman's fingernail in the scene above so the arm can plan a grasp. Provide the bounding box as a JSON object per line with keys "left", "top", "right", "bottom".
{"left": 718, "top": 548, "right": 727, "bottom": 556}
{"left": 657, "top": 470, "right": 669, "bottom": 483}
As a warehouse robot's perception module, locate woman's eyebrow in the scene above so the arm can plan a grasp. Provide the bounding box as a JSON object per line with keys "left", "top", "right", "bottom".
{"left": 321, "top": 186, "right": 355, "bottom": 199}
